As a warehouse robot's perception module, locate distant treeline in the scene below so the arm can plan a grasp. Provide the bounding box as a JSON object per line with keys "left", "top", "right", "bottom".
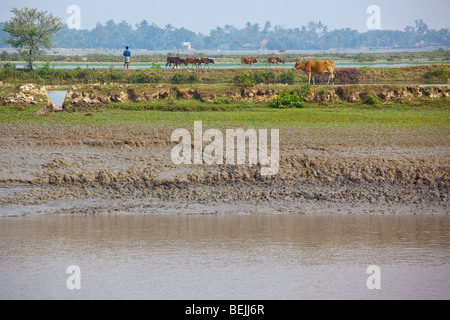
{"left": 0, "top": 19, "right": 449, "bottom": 50}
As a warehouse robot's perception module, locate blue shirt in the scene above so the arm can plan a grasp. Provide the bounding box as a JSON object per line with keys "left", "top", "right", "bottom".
{"left": 123, "top": 49, "right": 131, "bottom": 57}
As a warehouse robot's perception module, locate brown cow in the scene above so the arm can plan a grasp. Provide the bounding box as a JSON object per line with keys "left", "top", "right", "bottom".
{"left": 166, "top": 57, "right": 187, "bottom": 69}
{"left": 199, "top": 57, "right": 214, "bottom": 68}
{"left": 241, "top": 57, "right": 259, "bottom": 67}
{"left": 266, "top": 57, "right": 285, "bottom": 67}
{"left": 185, "top": 57, "right": 201, "bottom": 68}
{"left": 293, "top": 60, "right": 335, "bottom": 85}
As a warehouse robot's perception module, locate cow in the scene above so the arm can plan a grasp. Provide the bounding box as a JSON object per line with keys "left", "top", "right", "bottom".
{"left": 166, "top": 57, "right": 187, "bottom": 69}
{"left": 293, "top": 60, "right": 335, "bottom": 85}
{"left": 266, "top": 57, "right": 285, "bottom": 67}
{"left": 185, "top": 57, "right": 201, "bottom": 68}
{"left": 199, "top": 57, "right": 214, "bottom": 68}
{"left": 241, "top": 57, "right": 259, "bottom": 67}
{"left": 179, "top": 59, "right": 188, "bottom": 68}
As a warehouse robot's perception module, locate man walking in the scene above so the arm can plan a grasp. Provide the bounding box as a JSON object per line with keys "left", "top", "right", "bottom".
{"left": 123, "top": 46, "right": 131, "bottom": 69}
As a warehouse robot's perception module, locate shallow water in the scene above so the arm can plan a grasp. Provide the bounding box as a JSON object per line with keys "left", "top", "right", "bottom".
{"left": 0, "top": 214, "right": 449, "bottom": 300}
{"left": 47, "top": 90, "right": 67, "bottom": 110}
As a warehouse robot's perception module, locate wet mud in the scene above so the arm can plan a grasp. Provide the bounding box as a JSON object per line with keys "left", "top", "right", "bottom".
{"left": 0, "top": 125, "right": 448, "bottom": 215}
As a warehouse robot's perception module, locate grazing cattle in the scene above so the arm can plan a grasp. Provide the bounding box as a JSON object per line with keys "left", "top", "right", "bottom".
{"left": 179, "top": 59, "right": 188, "bottom": 68}
{"left": 266, "top": 57, "right": 285, "bottom": 67}
{"left": 166, "top": 57, "right": 187, "bottom": 69}
{"left": 293, "top": 60, "right": 335, "bottom": 85}
{"left": 185, "top": 57, "right": 201, "bottom": 68}
{"left": 241, "top": 57, "right": 259, "bottom": 67}
{"left": 199, "top": 57, "right": 214, "bottom": 68}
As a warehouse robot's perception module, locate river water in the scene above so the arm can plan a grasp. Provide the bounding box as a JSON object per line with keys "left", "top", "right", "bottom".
{"left": 0, "top": 214, "right": 448, "bottom": 300}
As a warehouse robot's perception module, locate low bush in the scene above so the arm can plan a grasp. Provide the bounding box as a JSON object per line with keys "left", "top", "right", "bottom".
{"left": 270, "top": 88, "right": 304, "bottom": 108}
{"left": 170, "top": 72, "right": 199, "bottom": 84}
{"left": 423, "top": 65, "right": 449, "bottom": 81}
{"left": 364, "top": 94, "right": 379, "bottom": 105}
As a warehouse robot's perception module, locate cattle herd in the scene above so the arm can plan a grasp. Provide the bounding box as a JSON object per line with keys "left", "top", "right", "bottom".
{"left": 166, "top": 56, "right": 215, "bottom": 69}
{"left": 165, "top": 56, "right": 335, "bottom": 85}
{"left": 165, "top": 56, "right": 286, "bottom": 69}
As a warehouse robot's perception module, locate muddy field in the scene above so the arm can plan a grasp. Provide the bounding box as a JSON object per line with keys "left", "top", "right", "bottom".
{"left": 0, "top": 123, "right": 448, "bottom": 216}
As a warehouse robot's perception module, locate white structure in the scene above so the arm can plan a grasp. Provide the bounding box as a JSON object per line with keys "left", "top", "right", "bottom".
{"left": 182, "top": 42, "right": 192, "bottom": 50}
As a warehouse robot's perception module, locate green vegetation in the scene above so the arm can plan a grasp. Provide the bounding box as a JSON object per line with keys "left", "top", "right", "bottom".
{"left": 354, "top": 53, "right": 378, "bottom": 63}
{"left": 2, "top": 8, "right": 64, "bottom": 70}
{"left": 1, "top": 102, "right": 448, "bottom": 129}
{"left": 1, "top": 18, "right": 448, "bottom": 50}
{"left": 270, "top": 88, "right": 305, "bottom": 108}
{"left": 238, "top": 73, "right": 256, "bottom": 88}
{"left": 109, "top": 101, "right": 259, "bottom": 112}
{"left": 423, "top": 64, "right": 450, "bottom": 81}
{"left": 364, "top": 94, "right": 379, "bottom": 105}
{"left": 170, "top": 72, "right": 199, "bottom": 84}
{"left": 0, "top": 64, "right": 448, "bottom": 86}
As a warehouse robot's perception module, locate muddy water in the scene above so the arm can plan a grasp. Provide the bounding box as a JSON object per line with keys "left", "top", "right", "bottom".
{"left": 0, "top": 214, "right": 449, "bottom": 300}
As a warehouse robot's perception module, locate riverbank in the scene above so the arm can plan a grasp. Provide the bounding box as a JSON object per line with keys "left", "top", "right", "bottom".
{"left": 0, "top": 119, "right": 448, "bottom": 215}
{"left": 1, "top": 80, "right": 448, "bottom": 216}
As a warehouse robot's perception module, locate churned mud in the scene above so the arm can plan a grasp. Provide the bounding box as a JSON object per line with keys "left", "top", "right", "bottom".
{"left": 0, "top": 124, "right": 448, "bottom": 216}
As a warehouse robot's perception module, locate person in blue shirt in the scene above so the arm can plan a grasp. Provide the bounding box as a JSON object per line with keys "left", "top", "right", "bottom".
{"left": 123, "top": 46, "right": 131, "bottom": 69}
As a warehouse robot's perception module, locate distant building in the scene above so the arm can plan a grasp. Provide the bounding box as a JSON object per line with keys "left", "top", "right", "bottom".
{"left": 182, "top": 42, "right": 192, "bottom": 50}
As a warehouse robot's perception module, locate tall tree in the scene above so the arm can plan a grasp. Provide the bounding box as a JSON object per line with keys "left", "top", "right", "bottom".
{"left": 3, "top": 7, "right": 64, "bottom": 70}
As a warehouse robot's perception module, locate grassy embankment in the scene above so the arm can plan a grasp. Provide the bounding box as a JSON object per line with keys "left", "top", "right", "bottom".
{"left": 1, "top": 82, "right": 448, "bottom": 129}
{"left": 0, "top": 63, "right": 449, "bottom": 85}
{"left": 0, "top": 59, "right": 448, "bottom": 129}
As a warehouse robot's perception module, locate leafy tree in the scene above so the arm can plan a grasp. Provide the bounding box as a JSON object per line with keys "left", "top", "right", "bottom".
{"left": 414, "top": 19, "right": 429, "bottom": 35}
{"left": 3, "top": 7, "right": 64, "bottom": 70}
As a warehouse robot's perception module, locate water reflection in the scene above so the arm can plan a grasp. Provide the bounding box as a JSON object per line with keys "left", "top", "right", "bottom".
{"left": 0, "top": 214, "right": 449, "bottom": 299}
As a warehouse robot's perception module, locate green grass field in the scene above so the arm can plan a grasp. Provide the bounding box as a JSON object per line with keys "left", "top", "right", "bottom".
{"left": 1, "top": 102, "right": 448, "bottom": 129}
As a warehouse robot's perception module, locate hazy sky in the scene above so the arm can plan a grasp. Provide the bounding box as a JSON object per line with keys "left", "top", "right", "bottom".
{"left": 1, "top": 0, "right": 449, "bottom": 33}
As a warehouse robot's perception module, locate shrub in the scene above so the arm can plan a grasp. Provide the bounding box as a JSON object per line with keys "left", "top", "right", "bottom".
{"left": 354, "top": 53, "right": 377, "bottom": 63}
{"left": 279, "top": 70, "right": 295, "bottom": 85}
{"left": 270, "top": 88, "right": 304, "bottom": 108}
{"left": 252, "top": 70, "right": 276, "bottom": 84}
{"left": 127, "top": 72, "right": 163, "bottom": 84}
{"left": 35, "top": 62, "right": 54, "bottom": 78}
{"left": 237, "top": 73, "right": 256, "bottom": 87}
{"left": 423, "top": 65, "right": 449, "bottom": 81}
{"left": 297, "top": 83, "right": 312, "bottom": 100}
{"left": 1, "top": 62, "right": 17, "bottom": 78}
{"left": 170, "top": 72, "right": 199, "bottom": 84}
{"left": 2, "top": 62, "right": 16, "bottom": 70}
{"left": 364, "top": 94, "right": 378, "bottom": 105}
{"left": 150, "top": 62, "right": 162, "bottom": 69}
